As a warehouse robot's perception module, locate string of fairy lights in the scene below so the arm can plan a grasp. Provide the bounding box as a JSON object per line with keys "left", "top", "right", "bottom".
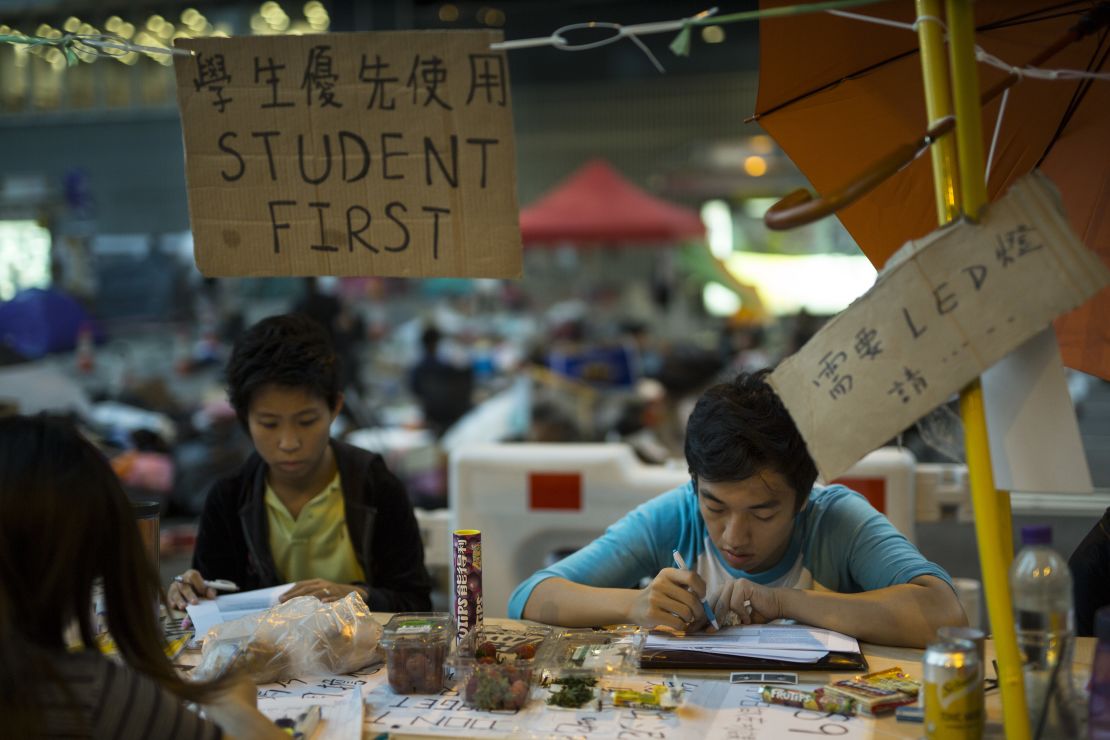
{"left": 0, "top": 2, "right": 330, "bottom": 71}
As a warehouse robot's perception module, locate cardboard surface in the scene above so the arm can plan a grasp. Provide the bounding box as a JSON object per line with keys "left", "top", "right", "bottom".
{"left": 173, "top": 31, "right": 521, "bottom": 278}
{"left": 769, "top": 173, "right": 1110, "bottom": 480}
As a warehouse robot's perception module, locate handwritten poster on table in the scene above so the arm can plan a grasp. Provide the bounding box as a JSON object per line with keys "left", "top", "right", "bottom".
{"left": 256, "top": 666, "right": 884, "bottom": 739}
{"left": 365, "top": 674, "right": 714, "bottom": 739}
{"left": 256, "top": 665, "right": 378, "bottom": 740}
{"left": 173, "top": 31, "right": 521, "bottom": 279}
{"left": 770, "top": 172, "right": 1109, "bottom": 480}
{"left": 703, "top": 682, "right": 874, "bottom": 740}
{"left": 259, "top": 689, "right": 363, "bottom": 740}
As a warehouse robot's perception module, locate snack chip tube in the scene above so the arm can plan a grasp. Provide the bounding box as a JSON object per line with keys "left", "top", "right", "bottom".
{"left": 453, "top": 529, "right": 484, "bottom": 645}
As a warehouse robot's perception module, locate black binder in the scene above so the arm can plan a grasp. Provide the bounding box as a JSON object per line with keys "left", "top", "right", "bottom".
{"left": 640, "top": 647, "right": 868, "bottom": 672}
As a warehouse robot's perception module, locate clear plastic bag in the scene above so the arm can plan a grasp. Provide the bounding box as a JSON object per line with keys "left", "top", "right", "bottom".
{"left": 192, "top": 593, "right": 382, "bottom": 684}
{"left": 543, "top": 628, "right": 644, "bottom": 679}
{"left": 539, "top": 628, "right": 645, "bottom": 710}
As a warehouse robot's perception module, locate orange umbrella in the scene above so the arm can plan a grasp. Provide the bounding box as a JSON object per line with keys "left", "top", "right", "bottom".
{"left": 752, "top": 0, "right": 1110, "bottom": 379}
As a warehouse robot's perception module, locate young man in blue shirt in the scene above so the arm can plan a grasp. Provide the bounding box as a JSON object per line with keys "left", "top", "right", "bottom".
{"left": 510, "top": 371, "right": 966, "bottom": 648}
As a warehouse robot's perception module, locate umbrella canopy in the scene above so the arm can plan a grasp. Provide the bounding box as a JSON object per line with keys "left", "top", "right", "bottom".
{"left": 0, "top": 287, "right": 99, "bottom": 359}
{"left": 754, "top": 0, "right": 1110, "bottom": 379}
{"left": 520, "top": 159, "right": 706, "bottom": 246}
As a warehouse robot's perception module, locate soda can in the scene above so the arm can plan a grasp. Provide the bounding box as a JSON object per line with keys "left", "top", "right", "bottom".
{"left": 923, "top": 638, "right": 984, "bottom": 739}
{"left": 937, "top": 626, "right": 986, "bottom": 668}
{"left": 452, "top": 529, "right": 484, "bottom": 645}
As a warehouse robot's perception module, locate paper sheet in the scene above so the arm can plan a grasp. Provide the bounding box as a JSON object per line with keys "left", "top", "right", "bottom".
{"left": 644, "top": 624, "right": 860, "bottom": 662}
{"left": 186, "top": 583, "right": 293, "bottom": 639}
{"left": 258, "top": 684, "right": 363, "bottom": 740}
{"left": 982, "top": 327, "right": 1093, "bottom": 494}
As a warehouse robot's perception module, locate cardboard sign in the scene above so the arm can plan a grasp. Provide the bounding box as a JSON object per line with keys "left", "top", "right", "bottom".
{"left": 769, "top": 172, "right": 1110, "bottom": 480}
{"left": 173, "top": 31, "right": 521, "bottom": 278}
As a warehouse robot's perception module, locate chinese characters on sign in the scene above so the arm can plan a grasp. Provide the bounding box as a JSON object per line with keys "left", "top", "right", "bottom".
{"left": 193, "top": 53, "right": 232, "bottom": 111}
{"left": 811, "top": 326, "right": 885, "bottom": 402}
{"left": 769, "top": 173, "right": 1109, "bottom": 480}
{"left": 174, "top": 31, "right": 520, "bottom": 279}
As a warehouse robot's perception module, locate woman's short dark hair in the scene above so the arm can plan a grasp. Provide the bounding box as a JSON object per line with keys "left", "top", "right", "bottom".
{"left": 226, "top": 313, "right": 341, "bottom": 429}
{"left": 684, "top": 370, "right": 818, "bottom": 511}
{"left": 0, "top": 415, "right": 230, "bottom": 734}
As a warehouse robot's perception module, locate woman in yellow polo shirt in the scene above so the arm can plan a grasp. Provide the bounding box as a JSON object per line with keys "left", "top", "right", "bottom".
{"left": 168, "top": 313, "right": 431, "bottom": 612}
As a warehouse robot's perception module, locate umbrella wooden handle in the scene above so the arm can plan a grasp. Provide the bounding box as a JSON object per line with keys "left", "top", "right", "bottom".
{"left": 764, "top": 3, "right": 1108, "bottom": 232}
{"left": 764, "top": 134, "right": 938, "bottom": 231}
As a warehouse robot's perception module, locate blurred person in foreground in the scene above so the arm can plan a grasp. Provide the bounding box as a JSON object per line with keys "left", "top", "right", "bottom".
{"left": 168, "top": 314, "right": 430, "bottom": 612}
{"left": 510, "top": 371, "right": 966, "bottom": 648}
{"left": 0, "top": 414, "right": 284, "bottom": 739}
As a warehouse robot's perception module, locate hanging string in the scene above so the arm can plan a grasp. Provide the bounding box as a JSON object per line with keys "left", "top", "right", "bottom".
{"left": 490, "top": 0, "right": 889, "bottom": 58}
{"left": 825, "top": 8, "right": 918, "bottom": 31}
{"left": 495, "top": 18, "right": 684, "bottom": 72}
{"left": 984, "top": 87, "right": 1011, "bottom": 185}
{"left": 491, "top": 6, "right": 721, "bottom": 72}
{"left": 0, "top": 32, "right": 193, "bottom": 66}
{"left": 975, "top": 45, "right": 1110, "bottom": 81}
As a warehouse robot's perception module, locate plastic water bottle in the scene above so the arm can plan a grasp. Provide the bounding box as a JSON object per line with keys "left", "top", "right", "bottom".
{"left": 1010, "top": 524, "right": 1080, "bottom": 735}
{"left": 1091, "top": 606, "right": 1110, "bottom": 739}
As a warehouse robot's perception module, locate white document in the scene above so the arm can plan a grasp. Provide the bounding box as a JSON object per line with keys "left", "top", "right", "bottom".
{"left": 677, "top": 647, "right": 830, "bottom": 663}
{"left": 644, "top": 624, "right": 859, "bottom": 662}
{"left": 186, "top": 583, "right": 294, "bottom": 639}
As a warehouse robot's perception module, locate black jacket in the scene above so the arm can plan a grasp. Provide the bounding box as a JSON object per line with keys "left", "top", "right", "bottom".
{"left": 1070, "top": 506, "right": 1110, "bottom": 637}
{"left": 192, "top": 439, "right": 432, "bottom": 612}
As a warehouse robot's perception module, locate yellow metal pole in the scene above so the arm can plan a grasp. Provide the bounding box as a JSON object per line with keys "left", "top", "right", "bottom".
{"left": 944, "top": 1, "right": 1030, "bottom": 738}
{"left": 916, "top": 0, "right": 1015, "bottom": 565}
{"left": 914, "top": 0, "right": 959, "bottom": 224}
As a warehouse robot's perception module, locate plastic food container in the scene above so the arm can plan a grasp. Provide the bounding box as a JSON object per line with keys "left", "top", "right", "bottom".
{"left": 381, "top": 612, "right": 452, "bottom": 694}
{"left": 451, "top": 623, "right": 551, "bottom": 711}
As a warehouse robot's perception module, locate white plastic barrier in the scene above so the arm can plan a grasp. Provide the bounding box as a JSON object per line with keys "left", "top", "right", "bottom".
{"left": 915, "top": 461, "right": 1110, "bottom": 522}
{"left": 828, "top": 446, "right": 917, "bottom": 543}
{"left": 413, "top": 508, "right": 452, "bottom": 570}
{"left": 915, "top": 463, "right": 972, "bottom": 523}
{"left": 450, "top": 444, "right": 920, "bottom": 618}
{"left": 449, "top": 444, "right": 689, "bottom": 618}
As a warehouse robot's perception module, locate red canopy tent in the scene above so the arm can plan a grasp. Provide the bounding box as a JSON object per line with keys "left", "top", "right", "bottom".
{"left": 520, "top": 159, "right": 706, "bottom": 246}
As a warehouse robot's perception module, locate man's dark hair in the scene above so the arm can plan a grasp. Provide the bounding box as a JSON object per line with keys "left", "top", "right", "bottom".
{"left": 684, "top": 370, "right": 818, "bottom": 511}
{"left": 421, "top": 325, "right": 441, "bottom": 354}
{"left": 226, "top": 313, "right": 341, "bottom": 429}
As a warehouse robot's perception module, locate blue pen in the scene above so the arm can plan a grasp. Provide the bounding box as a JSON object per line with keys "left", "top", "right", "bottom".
{"left": 672, "top": 550, "right": 720, "bottom": 630}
